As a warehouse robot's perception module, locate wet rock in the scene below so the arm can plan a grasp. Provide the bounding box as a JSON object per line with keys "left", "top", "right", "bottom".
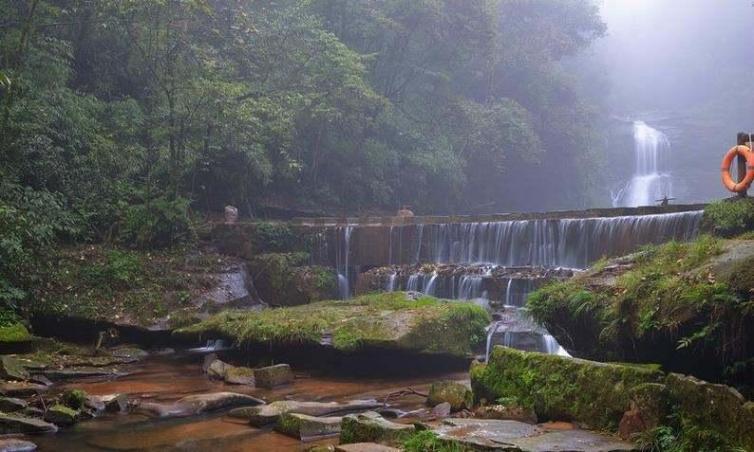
{"left": 0, "top": 382, "right": 48, "bottom": 398}
{"left": 0, "top": 413, "right": 58, "bottom": 434}
{"left": 0, "top": 439, "right": 37, "bottom": 452}
{"left": 223, "top": 366, "right": 255, "bottom": 386}
{"left": 618, "top": 408, "right": 645, "bottom": 441}
{"left": 626, "top": 383, "right": 667, "bottom": 433}
{"left": 229, "top": 400, "right": 382, "bottom": 426}
{"left": 474, "top": 402, "right": 538, "bottom": 424}
{"left": 340, "top": 411, "right": 414, "bottom": 445}
{"left": 206, "top": 359, "right": 228, "bottom": 380}
{"left": 201, "top": 353, "right": 218, "bottom": 372}
{"left": 61, "top": 389, "right": 89, "bottom": 410}
{"left": 431, "top": 402, "right": 451, "bottom": 418}
{"left": 512, "top": 429, "right": 637, "bottom": 451}
{"left": 109, "top": 346, "right": 149, "bottom": 361}
{"left": 335, "top": 444, "right": 400, "bottom": 452}
{"left": 426, "top": 381, "right": 472, "bottom": 412}
{"left": 21, "top": 407, "right": 44, "bottom": 418}
{"left": 44, "top": 404, "right": 79, "bottom": 427}
{"left": 91, "top": 393, "right": 128, "bottom": 413}
{"left": 137, "top": 392, "right": 264, "bottom": 418}
{"left": 275, "top": 412, "right": 342, "bottom": 440}
{"left": 41, "top": 367, "right": 125, "bottom": 381}
{"left": 0, "top": 357, "right": 30, "bottom": 381}
{"left": 254, "top": 364, "right": 293, "bottom": 388}
{"left": 28, "top": 376, "right": 52, "bottom": 387}
{"left": 0, "top": 397, "right": 27, "bottom": 412}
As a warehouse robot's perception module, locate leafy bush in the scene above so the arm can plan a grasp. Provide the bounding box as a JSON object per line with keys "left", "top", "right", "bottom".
{"left": 704, "top": 199, "right": 754, "bottom": 237}
{"left": 252, "top": 222, "right": 299, "bottom": 253}
{"left": 118, "top": 196, "right": 194, "bottom": 249}
{"left": 80, "top": 250, "right": 143, "bottom": 290}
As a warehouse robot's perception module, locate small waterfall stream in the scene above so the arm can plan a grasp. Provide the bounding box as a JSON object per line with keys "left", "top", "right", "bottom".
{"left": 613, "top": 121, "right": 674, "bottom": 207}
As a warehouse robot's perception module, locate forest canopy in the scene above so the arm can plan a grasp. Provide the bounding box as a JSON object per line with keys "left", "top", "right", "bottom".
{"left": 0, "top": 0, "right": 605, "bottom": 306}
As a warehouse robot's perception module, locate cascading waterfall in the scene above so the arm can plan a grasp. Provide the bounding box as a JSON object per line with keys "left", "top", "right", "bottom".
{"left": 613, "top": 121, "right": 674, "bottom": 207}
{"left": 335, "top": 226, "right": 354, "bottom": 299}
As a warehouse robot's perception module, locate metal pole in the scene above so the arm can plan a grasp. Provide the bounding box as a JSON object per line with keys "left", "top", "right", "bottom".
{"left": 737, "top": 132, "right": 750, "bottom": 197}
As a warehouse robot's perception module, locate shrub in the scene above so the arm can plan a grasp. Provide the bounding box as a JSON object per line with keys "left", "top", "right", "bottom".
{"left": 118, "top": 196, "right": 194, "bottom": 249}
{"left": 704, "top": 199, "right": 754, "bottom": 237}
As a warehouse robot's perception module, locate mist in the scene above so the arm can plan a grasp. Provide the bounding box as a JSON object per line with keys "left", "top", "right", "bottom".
{"left": 597, "top": 0, "right": 754, "bottom": 204}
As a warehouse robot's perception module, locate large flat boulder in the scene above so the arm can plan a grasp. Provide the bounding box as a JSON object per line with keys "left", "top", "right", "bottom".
{"left": 471, "top": 347, "right": 664, "bottom": 431}
{"left": 340, "top": 411, "right": 415, "bottom": 445}
{"left": 0, "top": 382, "right": 48, "bottom": 398}
{"left": 177, "top": 292, "right": 490, "bottom": 356}
{"left": 253, "top": 364, "right": 292, "bottom": 388}
{"left": 229, "top": 400, "right": 381, "bottom": 427}
{"left": 0, "top": 439, "right": 37, "bottom": 452}
{"left": 137, "top": 392, "right": 264, "bottom": 418}
{"left": 0, "top": 413, "right": 58, "bottom": 434}
{"left": 275, "top": 412, "right": 342, "bottom": 440}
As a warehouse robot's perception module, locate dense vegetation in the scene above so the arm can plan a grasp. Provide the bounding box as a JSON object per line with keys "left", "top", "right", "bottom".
{"left": 0, "top": 0, "right": 605, "bottom": 319}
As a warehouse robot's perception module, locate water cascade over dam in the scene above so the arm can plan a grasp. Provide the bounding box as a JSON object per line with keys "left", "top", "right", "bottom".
{"left": 299, "top": 205, "right": 705, "bottom": 357}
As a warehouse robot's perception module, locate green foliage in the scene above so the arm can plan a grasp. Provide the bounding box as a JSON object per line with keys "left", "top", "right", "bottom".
{"left": 251, "top": 223, "right": 299, "bottom": 254}
{"left": 80, "top": 250, "right": 143, "bottom": 290}
{"left": 118, "top": 196, "right": 194, "bottom": 249}
{"left": 704, "top": 199, "right": 754, "bottom": 237}
{"left": 61, "top": 389, "right": 89, "bottom": 410}
{"left": 403, "top": 430, "right": 468, "bottom": 452}
{"left": 0, "top": 323, "right": 31, "bottom": 343}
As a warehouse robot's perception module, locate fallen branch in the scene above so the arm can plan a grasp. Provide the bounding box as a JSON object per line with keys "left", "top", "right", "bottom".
{"left": 382, "top": 387, "right": 428, "bottom": 406}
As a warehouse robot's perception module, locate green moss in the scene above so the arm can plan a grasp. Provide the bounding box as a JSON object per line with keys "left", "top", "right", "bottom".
{"left": 177, "top": 292, "right": 490, "bottom": 356}
{"left": 61, "top": 389, "right": 88, "bottom": 410}
{"left": 340, "top": 412, "right": 414, "bottom": 445}
{"left": 704, "top": 198, "right": 754, "bottom": 237}
{"left": 0, "top": 323, "right": 31, "bottom": 343}
{"left": 403, "top": 430, "right": 470, "bottom": 452}
{"left": 427, "top": 381, "right": 473, "bottom": 411}
{"left": 250, "top": 253, "right": 337, "bottom": 307}
{"left": 275, "top": 412, "right": 302, "bottom": 437}
{"left": 471, "top": 347, "right": 664, "bottom": 431}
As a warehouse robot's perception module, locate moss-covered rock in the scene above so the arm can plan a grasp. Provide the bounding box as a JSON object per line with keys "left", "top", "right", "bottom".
{"left": 664, "top": 373, "right": 754, "bottom": 451}
{"left": 253, "top": 364, "right": 293, "bottom": 388}
{"left": 426, "top": 381, "right": 473, "bottom": 412}
{"left": 471, "top": 347, "right": 664, "bottom": 431}
{"left": 527, "top": 236, "right": 754, "bottom": 386}
{"left": 250, "top": 253, "right": 336, "bottom": 307}
{"left": 43, "top": 404, "right": 79, "bottom": 427}
{"left": 0, "top": 356, "right": 30, "bottom": 381}
{"left": 275, "top": 412, "right": 341, "bottom": 440}
{"left": 61, "top": 389, "right": 88, "bottom": 410}
{"left": 0, "top": 324, "right": 32, "bottom": 343}
{"left": 340, "top": 411, "right": 415, "bottom": 445}
{"left": 212, "top": 222, "right": 312, "bottom": 260}
{"left": 176, "top": 293, "right": 490, "bottom": 356}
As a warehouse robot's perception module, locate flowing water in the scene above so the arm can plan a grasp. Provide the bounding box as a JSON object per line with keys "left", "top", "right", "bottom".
{"left": 613, "top": 121, "right": 674, "bottom": 207}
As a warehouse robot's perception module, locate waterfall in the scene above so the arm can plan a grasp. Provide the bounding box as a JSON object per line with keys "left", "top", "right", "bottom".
{"left": 336, "top": 226, "right": 354, "bottom": 299}
{"left": 613, "top": 121, "right": 674, "bottom": 207}
{"left": 485, "top": 309, "right": 571, "bottom": 361}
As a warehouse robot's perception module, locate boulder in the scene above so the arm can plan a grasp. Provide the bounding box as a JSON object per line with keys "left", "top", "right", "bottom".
{"left": 0, "top": 413, "right": 58, "bottom": 434}
{"left": 110, "top": 346, "right": 149, "bottom": 360}
{"left": 206, "top": 359, "right": 228, "bottom": 380}
{"left": 230, "top": 400, "right": 381, "bottom": 427}
{"left": 0, "top": 397, "right": 27, "bottom": 412}
{"left": 431, "top": 402, "right": 451, "bottom": 418}
{"left": 93, "top": 393, "right": 129, "bottom": 413}
{"left": 471, "top": 347, "right": 664, "bottom": 431}
{"left": 426, "top": 381, "right": 472, "bottom": 412}
{"left": 0, "top": 382, "right": 48, "bottom": 398}
{"left": 665, "top": 373, "right": 754, "bottom": 451}
{"left": 275, "top": 412, "right": 342, "bottom": 440}
{"left": 137, "top": 392, "right": 264, "bottom": 418}
{"left": 0, "top": 439, "right": 37, "bottom": 452}
{"left": 0, "top": 357, "right": 29, "bottom": 381}
{"left": 254, "top": 364, "right": 293, "bottom": 388}
{"left": 223, "top": 366, "right": 255, "bottom": 386}
{"left": 41, "top": 367, "right": 125, "bottom": 381}
{"left": 340, "top": 411, "right": 415, "bottom": 445}
{"left": 433, "top": 418, "right": 636, "bottom": 451}
{"left": 43, "top": 404, "right": 79, "bottom": 427}
{"left": 474, "top": 402, "right": 537, "bottom": 424}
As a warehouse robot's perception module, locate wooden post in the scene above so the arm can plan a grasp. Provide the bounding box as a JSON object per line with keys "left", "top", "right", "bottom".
{"left": 737, "top": 132, "right": 752, "bottom": 197}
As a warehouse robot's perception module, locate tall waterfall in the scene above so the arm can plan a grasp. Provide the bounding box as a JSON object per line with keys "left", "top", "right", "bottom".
{"left": 613, "top": 121, "right": 673, "bottom": 207}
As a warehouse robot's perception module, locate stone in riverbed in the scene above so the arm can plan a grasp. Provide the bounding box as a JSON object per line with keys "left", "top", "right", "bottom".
{"left": 43, "top": 404, "right": 79, "bottom": 427}
{"left": 474, "top": 401, "right": 538, "bottom": 424}
{"left": 253, "top": 364, "right": 293, "bottom": 388}
{"left": 0, "top": 439, "right": 37, "bottom": 452}
{"left": 109, "top": 346, "right": 149, "bottom": 360}
{"left": 275, "top": 412, "right": 341, "bottom": 440}
{"left": 426, "top": 381, "right": 472, "bottom": 412}
{"left": 0, "top": 382, "right": 48, "bottom": 398}
{"left": 223, "top": 366, "right": 255, "bottom": 386}
{"left": 206, "top": 359, "right": 228, "bottom": 380}
{"left": 0, "top": 413, "right": 58, "bottom": 434}
{"left": 229, "top": 400, "right": 382, "bottom": 427}
{"left": 0, "top": 357, "right": 30, "bottom": 381}
{"left": 137, "top": 392, "right": 264, "bottom": 418}
{"left": 431, "top": 402, "right": 451, "bottom": 418}
{"left": 41, "top": 367, "right": 125, "bottom": 381}
{"left": 90, "top": 393, "right": 128, "bottom": 413}
{"left": 0, "top": 397, "right": 28, "bottom": 412}
{"left": 339, "top": 411, "right": 415, "bottom": 445}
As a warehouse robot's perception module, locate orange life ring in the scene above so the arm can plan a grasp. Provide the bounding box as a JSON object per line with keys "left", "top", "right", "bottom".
{"left": 721, "top": 145, "right": 754, "bottom": 193}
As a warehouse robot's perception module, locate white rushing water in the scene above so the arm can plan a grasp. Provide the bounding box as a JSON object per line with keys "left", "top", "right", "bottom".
{"left": 613, "top": 121, "right": 674, "bottom": 207}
